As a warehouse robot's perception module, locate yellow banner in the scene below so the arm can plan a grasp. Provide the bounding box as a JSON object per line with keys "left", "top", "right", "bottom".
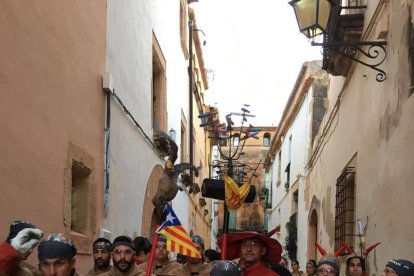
{"left": 224, "top": 175, "right": 250, "bottom": 211}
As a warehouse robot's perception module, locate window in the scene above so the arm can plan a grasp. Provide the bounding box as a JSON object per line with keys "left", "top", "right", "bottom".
{"left": 285, "top": 162, "right": 291, "bottom": 190}
{"left": 181, "top": 119, "right": 187, "bottom": 162}
{"left": 233, "top": 134, "right": 240, "bottom": 146}
{"left": 285, "top": 213, "right": 298, "bottom": 260}
{"left": 285, "top": 135, "right": 292, "bottom": 190}
{"left": 232, "top": 170, "right": 244, "bottom": 185}
{"left": 229, "top": 210, "right": 237, "bottom": 230}
{"left": 334, "top": 166, "right": 356, "bottom": 253}
{"left": 277, "top": 151, "right": 282, "bottom": 186}
{"left": 64, "top": 142, "right": 96, "bottom": 254}
{"left": 264, "top": 171, "right": 272, "bottom": 209}
{"left": 71, "top": 160, "right": 91, "bottom": 233}
{"left": 152, "top": 33, "right": 167, "bottom": 132}
{"left": 292, "top": 190, "right": 298, "bottom": 214}
{"left": 179, "top": 0, "right": 189, "bottom": 59}
{"left": 263, "top": 133, "right": 271, "bottom": 147}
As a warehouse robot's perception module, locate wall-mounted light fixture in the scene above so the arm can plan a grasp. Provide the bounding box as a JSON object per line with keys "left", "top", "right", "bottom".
{"left": 289, "top": 0, "right": 387, "bottom": 82}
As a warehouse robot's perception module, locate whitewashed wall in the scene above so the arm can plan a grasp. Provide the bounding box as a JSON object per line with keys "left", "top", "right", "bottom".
{"left": 268, "top": 83, "right": 314, "bottom": 268}
{"left": 105, "top": 0, "right": 190, "bottom": 236}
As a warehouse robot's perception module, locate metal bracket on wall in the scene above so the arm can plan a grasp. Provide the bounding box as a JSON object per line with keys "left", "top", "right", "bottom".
{"left": 312, "top": 41, "right": 387, "bottom": 82}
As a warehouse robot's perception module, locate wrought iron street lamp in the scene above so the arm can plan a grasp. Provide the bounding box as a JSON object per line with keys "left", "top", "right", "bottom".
{"left": 289, "top": 0, "right": 387, "bottom": 82}
{"left": 289, "top": 0, "right": 332, "bottom": 39}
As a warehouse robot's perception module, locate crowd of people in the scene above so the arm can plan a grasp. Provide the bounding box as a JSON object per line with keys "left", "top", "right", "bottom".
{"left": 0, "top": 220, "right": 412, "bottom": 276}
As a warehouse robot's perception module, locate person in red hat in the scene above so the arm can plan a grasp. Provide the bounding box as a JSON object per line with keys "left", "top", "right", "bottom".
{"left": 218, "top": 230, "right": 282, "bottom": 276}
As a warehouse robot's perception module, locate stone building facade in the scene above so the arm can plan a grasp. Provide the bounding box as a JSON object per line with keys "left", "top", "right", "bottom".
{"left": 267, "top": 1, "right": 414, "bottom": 274}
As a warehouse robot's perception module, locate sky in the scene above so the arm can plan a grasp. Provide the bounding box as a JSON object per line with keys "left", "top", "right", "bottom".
{"left": 192, "top": 0, "right": 323, "bottom": 126}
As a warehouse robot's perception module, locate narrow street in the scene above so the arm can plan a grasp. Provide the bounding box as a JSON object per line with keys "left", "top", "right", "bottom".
{"left": 0, "top": 1, "right": 413, "bottom": 275}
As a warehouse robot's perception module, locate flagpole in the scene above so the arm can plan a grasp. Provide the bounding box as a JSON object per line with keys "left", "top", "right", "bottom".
{"left": 220, "top": 231, "right": 228, "bottom": 260}
{"left": 146, "top": 229, "right": 159, "bottom": 276}
{"left": 221, "top": 159, "right": 233, "bottom": 260}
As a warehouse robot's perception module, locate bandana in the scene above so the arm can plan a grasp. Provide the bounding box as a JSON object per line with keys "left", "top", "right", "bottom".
{"left": 157, "top": 235, "right": 167, "bottom": 243}
{"left": 38, "top": 234, "right": 77, "bottom": 260}
{"left": 191, "top": 235, "right": 205, "bottom": 248}
{"left": 317, "top": 259, "right": 340, "bottom": 274}
{"left": 386, "top": 259, "right": 414, "bottom": 276}
{"left": 307, "top": 260, "right": 317, "bottom": 268}
{"left": 93, "top": 238, "right": 111, "bottom": 251}
{"left": 111, "top": 236, "right": 135, "bottom": 251}
{"left": 6, "top": 220, "right": 36, "bottom": 243}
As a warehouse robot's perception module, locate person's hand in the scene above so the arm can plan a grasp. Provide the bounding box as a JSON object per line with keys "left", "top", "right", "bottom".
{"left": 10, "top": 228, "right": 43, "bottom": 254}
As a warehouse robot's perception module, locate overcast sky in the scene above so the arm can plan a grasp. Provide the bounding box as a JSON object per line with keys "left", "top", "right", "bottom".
{"left": 192, "top": 0, "right": 323, "bottom": 126}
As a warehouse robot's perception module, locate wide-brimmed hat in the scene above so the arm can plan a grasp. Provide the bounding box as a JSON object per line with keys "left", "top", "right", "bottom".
{"left": 217, "top": 230, "right": 282, "bottom": 264}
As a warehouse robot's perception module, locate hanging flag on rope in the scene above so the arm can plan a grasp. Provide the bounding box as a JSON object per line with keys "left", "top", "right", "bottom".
{"left": 155, "top": 204, "right": 201, "bottom": 258}
{"left": 224, "top": 175, "right": 250, "bottom": 211}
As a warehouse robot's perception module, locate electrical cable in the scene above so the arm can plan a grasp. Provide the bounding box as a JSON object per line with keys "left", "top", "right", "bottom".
{"left": 109, "top": 89, "right": 165, "bottom": 162}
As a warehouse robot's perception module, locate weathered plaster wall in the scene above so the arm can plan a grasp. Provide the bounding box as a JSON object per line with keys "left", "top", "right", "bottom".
{"left": 307, "top": 1, "right": 414, "bottom": 273}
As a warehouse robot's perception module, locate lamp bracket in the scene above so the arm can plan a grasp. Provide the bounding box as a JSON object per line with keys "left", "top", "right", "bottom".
{"left": 312, "top": 41, "right": 387, "bottom": 82}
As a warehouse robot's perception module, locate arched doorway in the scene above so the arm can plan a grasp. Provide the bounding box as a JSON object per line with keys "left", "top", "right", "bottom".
{"left": 307, "top": 195, "right": 320, "bottom": 261}
{"left": 141, "top": 164, "right": 164, "bottom": 237}
{"left": 308, "top": 209, "right": 318, "bottom": 260}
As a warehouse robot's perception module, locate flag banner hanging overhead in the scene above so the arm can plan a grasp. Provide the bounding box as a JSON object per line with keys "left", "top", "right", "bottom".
{"left": 224, "top": 175, "right": 250, "bottom": 211}
{"left": 155, "top": 204, "right": 201, "bottom": 258}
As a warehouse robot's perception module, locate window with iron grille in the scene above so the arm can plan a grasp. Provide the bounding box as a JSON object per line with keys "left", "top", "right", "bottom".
{"left": 334, "top": 167, "right": 355, "bottom": 254}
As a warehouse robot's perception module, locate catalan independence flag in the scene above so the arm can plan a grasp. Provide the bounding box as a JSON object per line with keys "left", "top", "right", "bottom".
{"left": 155, "top": 204, "right": 201, "bottom": 258}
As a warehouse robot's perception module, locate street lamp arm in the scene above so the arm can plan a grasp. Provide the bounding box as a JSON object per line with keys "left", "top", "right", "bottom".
{"left": 312, "top": 41, "right": 387, "bottom": 82}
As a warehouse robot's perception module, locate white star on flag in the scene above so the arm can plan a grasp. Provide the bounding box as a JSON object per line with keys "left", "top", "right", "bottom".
{"left": 166, "top": 212, "right": 175, "bottom": 224}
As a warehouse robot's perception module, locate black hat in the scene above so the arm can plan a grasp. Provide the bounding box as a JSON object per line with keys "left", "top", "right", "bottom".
{"left": 133, "top": 236, "right": 152, "bottom": 254}
{"left": 204, "top": 249, "right": 220, "bottom": 262}
{"left": 386, "top": 259, "right": 414, "bottom": 276}
{"left": 210, "top": 260, "right": 242, "bottom": 276}
{"left": 111, "top": 236, "right": 135, "bottom": 251}
{"left": 38, "top": 234, "right": 77, "bottom": 261}
{"left": 6, "top": 220, "right": 36, "bottom": 243}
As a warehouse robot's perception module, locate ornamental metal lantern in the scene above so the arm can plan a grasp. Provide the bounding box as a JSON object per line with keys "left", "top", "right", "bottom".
{"left": 289, "top": 0, "right": 333, "bottom": 38}
{"left": 289, "top": 0, "right": 388, "bottom": 82}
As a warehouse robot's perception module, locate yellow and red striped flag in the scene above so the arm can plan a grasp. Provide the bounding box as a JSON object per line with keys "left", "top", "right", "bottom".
{"left": 155, "top": 204, "right": 201, "bottom": 258}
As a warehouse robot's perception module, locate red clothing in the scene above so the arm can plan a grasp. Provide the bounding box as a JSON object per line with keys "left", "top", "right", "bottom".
{"left": 0, "top": 242, "right": 22, "bottom": 275}
{"left": 245, "top": 262, "right": 279, "bottom": 276}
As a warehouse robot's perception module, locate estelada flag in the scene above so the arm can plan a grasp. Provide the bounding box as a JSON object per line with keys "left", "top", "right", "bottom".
{"left": 224, "top": 175, "right": 250, "bottom": 211}
{"left": 155, "top": 204, "right": 201, "bottom": 258}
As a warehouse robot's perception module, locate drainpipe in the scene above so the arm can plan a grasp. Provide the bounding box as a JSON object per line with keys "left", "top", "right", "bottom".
{"left": 104, "top": 89, "right": 111, "bottom": 217}
{"left": 188, "top": 20, "right": 194, "bottom": 176}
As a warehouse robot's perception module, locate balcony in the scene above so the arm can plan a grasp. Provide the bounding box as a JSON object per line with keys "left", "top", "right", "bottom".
{"left": 322, "top": 0, "right": 367, "bottom": 76}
